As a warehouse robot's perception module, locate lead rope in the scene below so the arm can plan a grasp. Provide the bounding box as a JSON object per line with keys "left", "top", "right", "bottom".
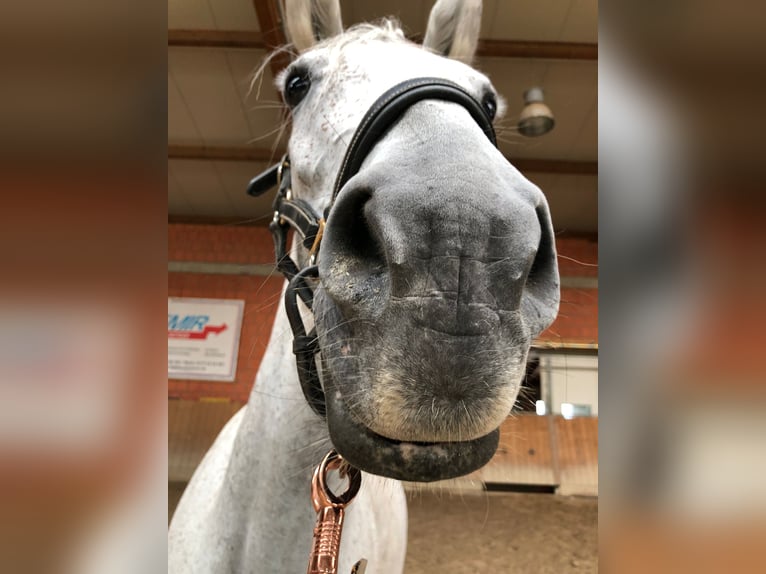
{"left": 307, "top": 450, "right": 367, "bottom": 574}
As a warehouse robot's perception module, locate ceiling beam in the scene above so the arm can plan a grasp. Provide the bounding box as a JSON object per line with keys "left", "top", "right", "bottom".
{"left": 168, "top": 145, "right": 278, "bottom": 163}
{"left": 167, "top": 28, "right": 597, "bottom": 61}
{"left": 168, "top": 29, "right": 267, "bottom": 50}
{"left": 168, "top": 145, "right": 596, "bottom": 175}
{"left": 510, "top": 158, "right": 597, "bottom": 175}
{"left": 252, "top": 0, "right": 291, "bottom": 76}
{"left": 168, "top": 215, "right": 272, "bottom": 227}
{"left": 477, "top": 39, "right": 597, "bottom": 60}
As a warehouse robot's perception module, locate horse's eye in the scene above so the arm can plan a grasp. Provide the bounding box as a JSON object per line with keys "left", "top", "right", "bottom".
{"left": 482, "top": 93, "right": 497, "bottom": 120}
{"left": 284, "top": 68, "right": 311, "bottom": 108}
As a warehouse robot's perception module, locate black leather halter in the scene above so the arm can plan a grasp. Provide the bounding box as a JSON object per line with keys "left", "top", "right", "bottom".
{"left": 247, "top": 77, "right": 497, "bottom": 417}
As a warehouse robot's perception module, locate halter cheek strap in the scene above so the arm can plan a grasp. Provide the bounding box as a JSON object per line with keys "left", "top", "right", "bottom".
{"left": 248, "top": 157, "right": 324, "bottom": 285}
{"left": 248, "top": 156, "right": 327, "bottom": 416}
{"left": 246, "top": 77, "right": 497, "bottom": 418}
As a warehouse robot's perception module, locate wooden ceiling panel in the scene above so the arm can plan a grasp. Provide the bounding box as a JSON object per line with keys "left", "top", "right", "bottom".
{"left": 168, "top": 193, "right": 198, "bottom": 217}
{"left": 169, "top": 0, "right": 260, "bottom": 31}
{"left": 572, "top": 99, "right": 598, "bottom": 161}
{"left": 224, "top": 49, "right": 289, "bottom": 151}
{"left": 170, "top": 48, "right": 253, "bottom": 145}
{"left": 476, "top": 56, "right": 548, "bottom": 103}
{"left": 170, "top": 159, "right": 234, "bottom": 217}
{"left": 212, "top": 160, "right": 275, "bottom": 220}
{"left": 541, "top": 60, "right": 598, "bottom": 160}
{"left": 540, "top": 174, "right": 598, "bottom": 233}
{"left": 340, "top": 0, "right": 428, "bottom": 34}
{"left": 523, "top": 172, "right": 560, "bottom": 195}
{"left": 478, "top": 0, "right": 500, "bottom": 39}
{"left": 486, "top": 0, "right": 572, "bottom": 42}
{"left": 559, "top": 0, "right": 598, "bottom": 43}
{"left": 168, "top": 0, "right": 217, "bottom": 29}
{"left": 168, "top": 74, "right": 203, "bottom": 144}
{"left": 168, "top": 169, "right": 198, "bottom": 217}
{"left": 208, "top": 0, "right": 261, "bottom": 31}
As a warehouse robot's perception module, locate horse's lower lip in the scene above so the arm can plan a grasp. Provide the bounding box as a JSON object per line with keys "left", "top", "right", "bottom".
{"left": 324, "top": 388, "right": 499, "bottom": 482}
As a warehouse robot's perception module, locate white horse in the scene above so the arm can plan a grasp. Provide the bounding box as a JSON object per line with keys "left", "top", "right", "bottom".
{"left": 169, "top": 1, "right": 560, "bottom": 572}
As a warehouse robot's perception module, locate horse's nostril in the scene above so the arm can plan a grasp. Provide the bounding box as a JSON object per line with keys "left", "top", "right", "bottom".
{"left": 527, "top": 205, "right": 555, "bottom": 286}
{"left": 520, "top": 204, "right": 561, "bottom": 336}
{"left": 321, "top": 187, "right": 390, "bottom": 313}
{"left": 333, "top": 190, "right": 380, "bottom": 267}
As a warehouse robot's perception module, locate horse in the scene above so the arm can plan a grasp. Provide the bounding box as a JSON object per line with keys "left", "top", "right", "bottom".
{"left": 168, "top": 1, "right": 560, "bottom": 572}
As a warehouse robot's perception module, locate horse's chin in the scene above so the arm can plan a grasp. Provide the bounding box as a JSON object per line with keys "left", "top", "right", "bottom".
{"left": 323, "top": 378, "right": 500, "bottom": 482}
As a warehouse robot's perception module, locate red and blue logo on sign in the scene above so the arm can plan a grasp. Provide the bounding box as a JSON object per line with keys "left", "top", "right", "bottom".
{"left": 168, "top": 314, "right": 228, "bottom": 340}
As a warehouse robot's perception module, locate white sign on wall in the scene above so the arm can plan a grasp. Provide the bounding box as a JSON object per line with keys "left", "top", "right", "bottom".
{"left": 168, "top": 298, "right": 245, "bottom": 382}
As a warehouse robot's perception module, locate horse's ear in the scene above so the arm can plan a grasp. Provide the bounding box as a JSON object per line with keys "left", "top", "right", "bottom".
{"left": 423, "top": 0, "right": 482, "bottom": 64}
{"left": 282, "top": 0, "right": 343, "bottom": 53}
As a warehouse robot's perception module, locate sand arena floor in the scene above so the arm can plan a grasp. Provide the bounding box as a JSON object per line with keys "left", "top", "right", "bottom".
{"left": 404, "top": 490, "right": 598, "bottom": 574}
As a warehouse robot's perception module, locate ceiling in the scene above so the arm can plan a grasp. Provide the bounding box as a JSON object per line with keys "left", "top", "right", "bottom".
{"left": 168, "top": 0, "right": 597, "bottom": 233}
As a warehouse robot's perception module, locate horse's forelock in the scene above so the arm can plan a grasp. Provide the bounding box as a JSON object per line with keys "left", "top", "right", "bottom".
{"left": 312, "top": 19, "right": 408, "bottom": 52}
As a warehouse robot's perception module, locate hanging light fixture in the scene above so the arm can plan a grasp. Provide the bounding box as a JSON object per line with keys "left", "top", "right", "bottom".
{"left": 518, "top": 87, "right": 555, "bottom": 137}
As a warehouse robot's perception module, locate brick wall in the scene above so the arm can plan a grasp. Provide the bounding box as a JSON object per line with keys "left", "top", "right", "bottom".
{"left": 540, "top": 286, "right": 598, "bottom": 346}
{"left": 555, "top": 235, "right": 598, "bottom": 277}
{"left": 168, "top": 224, "right": 281, "bottom": 401}
{"left": 168, "top": 224, "right": 598, "bottom": 400}
{"left": 169, "top": 224, "right": 274, "bottom": 264}
{"left": 543, "top": 234, "right": 598, "bottom": 346}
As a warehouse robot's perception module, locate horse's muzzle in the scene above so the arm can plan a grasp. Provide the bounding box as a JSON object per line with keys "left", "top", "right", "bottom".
{"left": 313, "top": 99, "right": 560, "bottom": 480}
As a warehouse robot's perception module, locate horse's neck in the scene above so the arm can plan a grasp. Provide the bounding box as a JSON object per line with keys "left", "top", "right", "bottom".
{"left": 244, "top": 281, "right": 329, "bottom": 460}
{"left": 213, "top": 294, "right": 331, "bottom": 570}
{"left": 180, "top": 284, "right": 409, "bottom": 573}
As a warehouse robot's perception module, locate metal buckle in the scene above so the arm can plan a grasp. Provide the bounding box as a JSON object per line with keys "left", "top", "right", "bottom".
{"left": 308, "top": 218, "right": 325, "bottom": 265}
{"left": 276, "top": 155, "right": 290, "bottom": 189}
{"left": 274, "top": 155, "right": 291, "bottom": 227}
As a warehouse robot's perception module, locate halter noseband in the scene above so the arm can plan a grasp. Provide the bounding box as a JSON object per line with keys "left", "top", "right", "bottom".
{"left": 247, "top": 77, "right": 497, "bottom": 417}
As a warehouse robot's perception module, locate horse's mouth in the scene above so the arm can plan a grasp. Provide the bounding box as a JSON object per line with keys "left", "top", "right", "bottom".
{"left": 324, "top": 384, "right": 499, "bottom": 482}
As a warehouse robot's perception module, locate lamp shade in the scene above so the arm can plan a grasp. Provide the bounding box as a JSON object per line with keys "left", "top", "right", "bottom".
{"left": 518, "top": 87, "right": 555, "bottom": 137}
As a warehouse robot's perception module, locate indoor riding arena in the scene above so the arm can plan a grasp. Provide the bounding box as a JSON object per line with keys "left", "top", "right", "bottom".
{"left": 168, "top": 1, "right": 597, "bottom": 572}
